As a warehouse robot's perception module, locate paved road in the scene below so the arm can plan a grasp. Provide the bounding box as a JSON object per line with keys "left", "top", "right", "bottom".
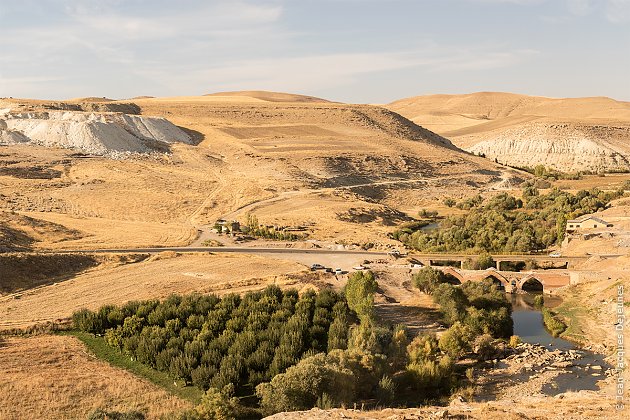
{"left": 32, "top": 246, "right": 609, "bottom": 262}
{"left": 42, "top": 246, "right": 389, "bottom": 256}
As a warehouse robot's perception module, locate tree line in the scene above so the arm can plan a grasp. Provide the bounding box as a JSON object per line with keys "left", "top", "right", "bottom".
{"left": 393, "top": 186, "right": 623, "bottom": 253}
{"left": 73, "top": 271, "right": 520, "bottom": 418}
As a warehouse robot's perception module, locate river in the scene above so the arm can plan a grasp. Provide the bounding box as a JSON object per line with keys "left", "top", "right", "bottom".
{"left": 509, "top": 293, "right": 609, "bottom": 395}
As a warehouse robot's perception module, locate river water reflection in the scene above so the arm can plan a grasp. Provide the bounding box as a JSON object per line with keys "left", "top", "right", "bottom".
{"left": 508, "top": 293, "right": 609, "bottom": 394}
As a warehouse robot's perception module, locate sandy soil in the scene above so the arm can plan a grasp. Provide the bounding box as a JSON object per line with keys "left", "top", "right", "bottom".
{"left": 0, "top": 334, "right": 190, "bottom": 420}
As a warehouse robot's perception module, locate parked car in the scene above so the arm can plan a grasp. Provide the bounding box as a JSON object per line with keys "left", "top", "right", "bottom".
{"left": 310, "top": 263, "right": 325, "bottom": 271}
{"left": 352, "top": 266, "right": 367, "bottom": 271}
{"left": 549, "top": 251, "right": 562, "bottom": 258}
{"left": 334, "top": 268, "right": 343, "bottom": 275}
{"left": 325, "top": 267, "right": 334, "bottom": 273}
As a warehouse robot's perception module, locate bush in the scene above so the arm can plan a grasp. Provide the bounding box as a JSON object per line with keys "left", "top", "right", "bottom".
{"left": 412, "top": 267, "right": 456, "bottom": 294}
{"left": 533, "top": 294, "right": 544, "bottom": 308}
{"left": 376, "top": 376, "right": 396, "bottom": 404}
{"left": 432, "top": 284, "right": 468, "bottom": 325}
{"left": 508, "top": 335, "right": 521, "bottom": 348}
{"left": 472, "top": 334, "right": 495, "bottom": 361}
{"left": 256, "top": 352, "right": 356, "bottom": 415}
{"left": 194, "top": 386, "right": 239, "bottom": 420}
{"left": 344, "top": 271, "right": 378, "bottom": 322}
{"left": 542, "top": 308, "right": 566, "bottom": 337}
{"left": 439, "top": 322, "right": 472, "bottom": 358}
{"left": 406, "top": 354, "right": 454, "bottom": 395}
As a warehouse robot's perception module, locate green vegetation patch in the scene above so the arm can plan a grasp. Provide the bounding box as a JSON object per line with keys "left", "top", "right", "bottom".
{"left": 394, "top": 186, "right": 622, "bottom": 253}
{"left": 541, "top": 307, "right": 567, "bottom": 338}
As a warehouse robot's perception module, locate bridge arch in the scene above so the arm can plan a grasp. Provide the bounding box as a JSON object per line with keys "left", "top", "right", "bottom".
{"left": 480, "top": 269, "right": 510, "bottom": 289}
{"left": 518, "top": 275, "right": 544, "bottom": 292}
{"left": 437, "top": 267, "right": 463, "bottom": 285}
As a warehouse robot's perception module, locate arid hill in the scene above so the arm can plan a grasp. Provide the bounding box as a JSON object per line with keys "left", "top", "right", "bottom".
{"left": 0, "top": 99, "right": 191, "bottom": 156}
{"left": 0, "top": 93, "right": 514, "bottom": 249}
{"left": 387, "top": 92, "right": 630, "bottom": 172}
{"left": 204, "top": 90, "right": 331, "bottom": 103}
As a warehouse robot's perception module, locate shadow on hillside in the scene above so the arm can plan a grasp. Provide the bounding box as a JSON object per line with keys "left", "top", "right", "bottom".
{"left": 177, "top": 125, "right": 205, "bottom": 145}
{"left": 0, "top": 254, "right": 100, "bottom": 295}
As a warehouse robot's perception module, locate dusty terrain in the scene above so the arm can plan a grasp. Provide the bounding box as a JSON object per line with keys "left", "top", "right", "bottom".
{"left": 388, "top": 92, "right": 630, "bottom": 172}
{"left": 0, "top": 93, "right": 513, "bottom": 251}
{"left": 0, "top": 334, "right": 190, "bottom": 419}
{"left": 264, "top": 391, "right": 617, "bottom": 419}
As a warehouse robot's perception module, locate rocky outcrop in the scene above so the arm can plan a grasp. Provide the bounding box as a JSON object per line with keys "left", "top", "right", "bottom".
{"left": 467, "top": 123, "right": 630, "bottom": 172}
{"left": 0, "top": 110, "right": 192, "bottom": 156}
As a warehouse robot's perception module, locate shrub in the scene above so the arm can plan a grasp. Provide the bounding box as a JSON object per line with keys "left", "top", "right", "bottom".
{"left": 256, "top": 352, "right": 356, "bottom": 415}
{"left": 542, "top": 308, "right": 566, "bottom": 337}
{"left": 376, "top": 376, "right": 396, "bottom": 404}
{"left": 432, "top": 283, "right": 468, "bottom": 325}
{"left": 344, "top": 271, "right": 378, "bottom": 322}
{"left": 407, "top": 334, "right": 439, "bottom": 364}
{"left": 533, "top": 294, "right": 544, "bottom": 308}
{"left": 194, "top": 386, "right": 239, "bottom": 420}
{"left": 406, "top": 354, "right": 454, "bottom": 395}
{"left": 472, "top": 334, "right": 495, "bottom": 361}
{"left": 438, "top": 322, "right": 472, "bottom": 358}
{"left": 508, "top": 335, "right": 521, "bottom": 348}
{"left": 412, "top": 267, "right": 455, "bottom": 294}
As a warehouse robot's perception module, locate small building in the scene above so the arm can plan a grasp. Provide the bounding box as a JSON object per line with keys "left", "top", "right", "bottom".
{"left": 566, "top": 216, "right": 613, "bottom": 232}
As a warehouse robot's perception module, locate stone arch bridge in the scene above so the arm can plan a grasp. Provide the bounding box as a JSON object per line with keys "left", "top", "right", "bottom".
{"left": 436, "top": 267, "right": 571, "bottom": 293}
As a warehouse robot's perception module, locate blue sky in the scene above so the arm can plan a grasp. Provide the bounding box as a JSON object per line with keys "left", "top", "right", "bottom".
{"left": 0, "top": 0, "right": 629, "bottom": 102}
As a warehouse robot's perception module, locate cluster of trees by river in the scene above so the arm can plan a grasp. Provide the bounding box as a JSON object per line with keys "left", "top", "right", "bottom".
{"left": 393, "top": 185, "right": 622, "bottom": 253}
{"left": 73, "top": 270, "right": 519, "bottom": 419}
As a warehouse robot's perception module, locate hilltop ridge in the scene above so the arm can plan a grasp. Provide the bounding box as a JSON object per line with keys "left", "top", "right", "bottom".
{"left": 388, "top": 92, "right": 630, "bottom": 172}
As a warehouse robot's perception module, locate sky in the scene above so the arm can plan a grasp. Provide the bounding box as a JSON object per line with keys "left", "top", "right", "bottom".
{"left": 0, "top": 0, "right": 629, "bottom": 103}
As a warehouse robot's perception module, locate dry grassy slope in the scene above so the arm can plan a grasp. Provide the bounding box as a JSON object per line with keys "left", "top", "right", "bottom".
{"left": 204, "top": 90, "right": 331, "bottom": 103}
{"left": 0, "top": 335, "right": 191, "bottom": 419}
{"left": 0, "top": 252, "right": 307, "bottom": 330}
{"left": 0, "top": 94, "right": 508, "bottom": 249}
{"left": 127, "top": 96, "right": 504, "bottom": 241}
{"left": 387, "top": 92, "right": 630, "bottom": 172}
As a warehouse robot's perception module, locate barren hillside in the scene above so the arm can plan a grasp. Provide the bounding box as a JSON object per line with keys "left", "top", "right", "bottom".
{"left": 387, "top": 92, "right": 630, "bottom": 172}
{"left": 0, "top": 93, "right": 512, "bottom": 249}
{"left": 0, "top": 99, "right": 192, "bottom": 156}
{"left": 204, "top": 90, "right": 331, "bottom": 103}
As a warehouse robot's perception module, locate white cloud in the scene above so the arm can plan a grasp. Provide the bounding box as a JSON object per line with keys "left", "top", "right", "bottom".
{"left": 606, "top": 0, "right": 630, "bottom": 22}
{"left": 566, "top": 0, "right": 594, "bottom": 15}
{"left": 131, "top": 45, "right": 539, "bottom": 95}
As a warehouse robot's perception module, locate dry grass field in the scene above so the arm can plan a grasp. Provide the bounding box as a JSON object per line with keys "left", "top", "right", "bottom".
{"left": 0, "top": 334, "right": 191, "bottom": 419}
{"left": 0, "top": 252, "right": 306, "bottom": 330}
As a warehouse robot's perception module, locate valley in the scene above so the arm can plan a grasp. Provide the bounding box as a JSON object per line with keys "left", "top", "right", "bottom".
{"left": 0, "top": 91, "right": 628, "bottom": 419}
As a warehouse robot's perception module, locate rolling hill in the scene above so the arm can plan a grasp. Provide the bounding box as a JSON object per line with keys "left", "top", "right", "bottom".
{"left": 387, "top": 92, "right": 630, "bottom": 173}
{"left": 0, "top": 93, "right": 513, "bottom": 250}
